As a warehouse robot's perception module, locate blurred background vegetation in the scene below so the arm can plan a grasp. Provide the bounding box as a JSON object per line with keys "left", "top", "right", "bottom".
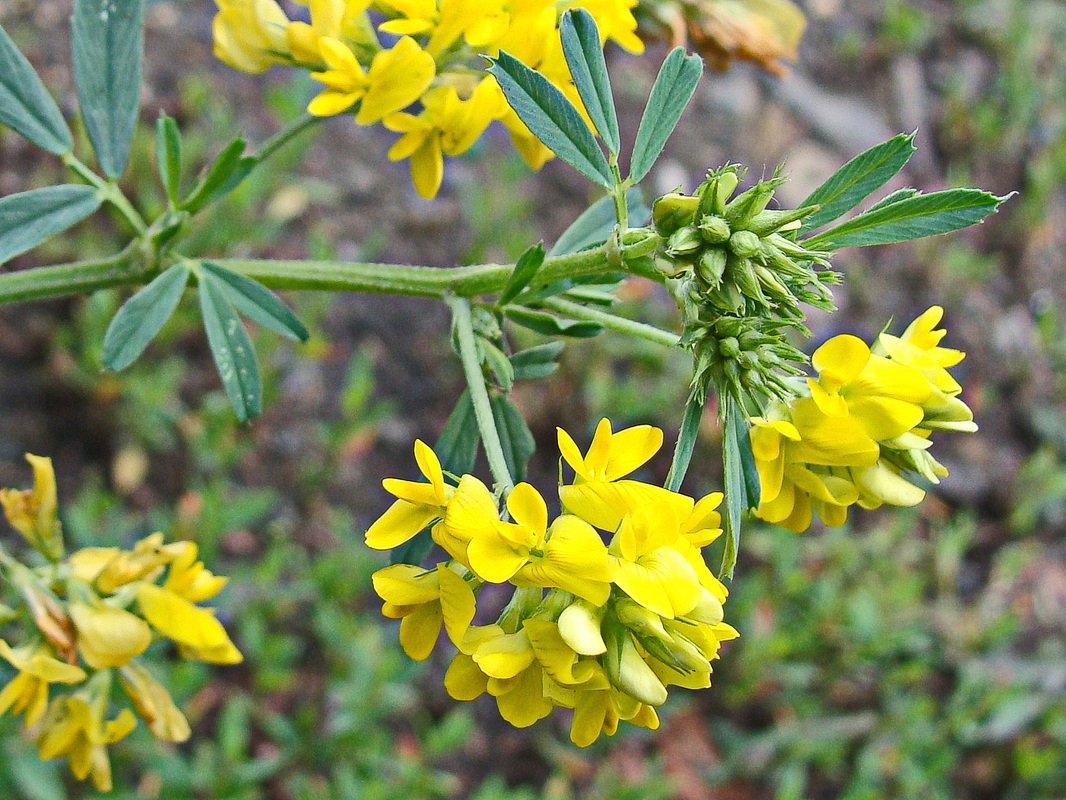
{"left": 1, "top": 0, "right": 1065, "bottom": 797}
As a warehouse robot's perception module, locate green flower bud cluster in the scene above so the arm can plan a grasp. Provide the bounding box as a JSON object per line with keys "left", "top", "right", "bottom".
{"left": 653, "top": 165, "right": 837, "bottom": 319}
{"left": 681, "top": 314, "right": 807, "bottom": 407}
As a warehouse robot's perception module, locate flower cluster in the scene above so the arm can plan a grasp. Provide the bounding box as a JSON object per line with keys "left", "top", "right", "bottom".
{"left": 0, "top": 456, "right": 241, "bottom": 790}
{"left": 212, "top": 0, "right": 643, "bottom": 197}
{"left": 655, "top": 165, "right": 839, "bottom": 407}
{"left": 750, "top": 307, "right": 978, "bottom": 532}
{"left": 365, "top": 419, "right": 737, "bottom": 746}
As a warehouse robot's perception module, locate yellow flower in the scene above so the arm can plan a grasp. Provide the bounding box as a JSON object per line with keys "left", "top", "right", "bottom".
{"left": 69, "top": 601, "right": 152, "bottom": 670}
{"left": 385, "top": 79, "right": 504, "bottom": 199}
{"left": 381, "top": 0, "right": 509, "bottom": 56}
{"left": 809, "top": 333, "right": 932, "bottom": 442}
{"left": 68, "top": 532, "right": 185, "bottom": 594}
{"left": 117, "top": 661, "right": 191, "bottom": 743}
{"left": 465, "top": 482, "right": 613, "bottom": 603}
{"left": 285, "top": 0, "right": 375, "bottom": 66}
{"left": 308, "top": 36, "right": 435, "bottom": 124}
{"left": 0, "top": 453, "right": 63, "bottom": 560}
{"left": 0, "top": 640, "right": 86, "bottom": 728}
{"left": 212, "top": 0, "right": 291, "bottom": 74}
{"left": 37, "top": 674, "right": 137, "bottom": 792}
{"left": 558, "top": 418, "right": 692, "bottom": 531}
{"left": 568, "top": 662, "right": 659, "bottom": 746}
{"left": 365, "top": 439, "right": 455, "bottom": 549}
{"left": 161, "top": 541, "right": 229, "bottom": 602}
{"left": 136, "top": 583, "right": 243, "bottom": 664}
{"left": 607, "top": 502, "right": 703, "bottom": 619}
{"left": 372, "top": 562, "right": 476, "bottom": 660}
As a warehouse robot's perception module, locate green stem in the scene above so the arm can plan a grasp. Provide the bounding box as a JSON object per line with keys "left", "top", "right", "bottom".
{"left": 610, "top": 164, "right": 629, "bottom": 232}
{"left": 541, "top": 296, "right": 679, "bottom": 348}
{"left": 0, "top": 246, "right": 143, "bottom": 305}
{"left": 0, "top": 232, "right": 659, "bottom": 306}
{"left": 255, "top": 113, "right": 323, "bottom": 165}
{"left": 447, "top": 294, "right": 515, "bottom": 496}
{"left": 62, "top": 153, "right": 147, "bottom": 235}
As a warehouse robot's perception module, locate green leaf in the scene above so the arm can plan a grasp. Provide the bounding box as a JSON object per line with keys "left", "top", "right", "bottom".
{"left": 800, "top": 132, "right": 916, "bottom": 233}
{"left": 101, "top": 263, "right": 190, "bottom": 370}
{"left": 559, "top": 8, "right": 620, "bottom": 155}
{"left": 629, "top": 48, "right": 703, "bottom": 184}
{"left": 487, "top": 51, "right": 612, "bottom": 188}
{"left": 435, "top": 389, "right": 479, "bottom": 476}
{"left": 0, "top": 23, "right": 73, "bottom": 155}
{"left": 510, "top": 341, "right": 565, "bottom": 380}
{"left": 719, "top": 399, "right": 759, "bottom": 579}
{"left": 479, "top": 338, "right": 515, "bottom": 393}
{"left": 0, "top": 184, "right": 101, "bottom": 265}
{"left": 505, "top": 306, "right": 603, "bottom": 338}
{"left": 490, "top": 395, "right": 535, "bottom": 482}
{"left": 803, "top": 188, "right": 1012, "bottom": 250}
{"left": 156, "top": 112, "right": 182, "bottom": 203}
{"left": 71, "top": 0, "right": 146, "bottom": 178}
{"left": 665, "top": 393, "right": 704, "bottom": 492}
{"left": 499, "top": 243, "right": 546, "bottom": 306}
{"left": 200, "top": 261, "right": 309, "bottom": 341}
{"left": 864, "top": 187, "right": 919, "bottom": 213}
{"left": 549, "top": 189, "right": 649, "bottom": 256}
{"left": 180, "top": 137, "right": 257, "bottom": 214}
{"left": 198, "top": 270, "right": 263, "bottom": 422}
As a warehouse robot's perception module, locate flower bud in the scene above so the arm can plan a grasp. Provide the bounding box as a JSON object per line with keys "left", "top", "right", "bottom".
{"left": 747, "top": 205, "right": 819, "bottom": 237}
{"left": 728, "top": 230, "right": 761, "bottom": 259}
{"left": 666, "top": 226, "right": 703, "bottom": 257}
{"left": 695, "top": 248, "right": 727, "bottom": 287}
{"left": 608, "top": 633, "right": 668, "bottom": 706}
{"left": 697, "top": 169, "right": 740, "bottom": 217}
{"left": 698, "top": 215, "right": 731, "bottom": 243}
{"left": 652, "top": 193, "right": 700, "bottom": 235}
{"left": 558, "top": 600, "right": 606, "bottom": 656}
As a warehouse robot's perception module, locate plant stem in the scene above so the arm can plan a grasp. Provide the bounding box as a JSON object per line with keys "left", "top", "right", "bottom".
{"left": 0, "top": 231, "right": 659, "bottom": 306}
{"left": 62, "top": 154, "right": 147, "bottom": 235}
{"left": 447, "top": 294, "right": 515, "bottom": 496}
{"left": 541, "top": 296, "right": 679, "bottom": 348}
{"left": 255, "top": 113, "right": 323, "bottom": 165}
{"left": 0, "top": 247, "right": 143, "bottom": 305}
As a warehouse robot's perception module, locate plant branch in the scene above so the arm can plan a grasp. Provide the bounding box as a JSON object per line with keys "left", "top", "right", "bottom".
{"left": 62, "top": 154, "right": 147, "bottom": 235}
{"left": 447, "top": 294, "right": 515, "bottom": 496}
{"left": 0, "top": 246, "right": 143, "bottom": 305}
{"left": 541, "top": 296, "right": 680, "bottom": 347}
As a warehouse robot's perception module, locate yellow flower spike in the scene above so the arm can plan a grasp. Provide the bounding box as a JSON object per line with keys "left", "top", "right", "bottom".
{"left": 1, "top": 453, "right": 64, "bottom": 561}
{"left": 118, "top": 661, "right": 191, "bottom": 743}
{"left": 36, "top": 672, "right": 137, "bottom": 792}
{"left": 69, "top": 601, "right": 152, "bottom": 670}
{"left": 0, "top": 640, "right": 87, "bottom": 728}
{"left": 354, "top": 36, "right": 435, "bottom": 125}
{"left": 372, "top": 563, "right": 476, "bottom": 660}
{"left": 365, "top": 439, "right": 455, "bottom": 550}
{"left": 136, "top": 583, "right": 243, "bottom": 664}
{"left": 212, "top": 0, "right": 292, "bottom": 74}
